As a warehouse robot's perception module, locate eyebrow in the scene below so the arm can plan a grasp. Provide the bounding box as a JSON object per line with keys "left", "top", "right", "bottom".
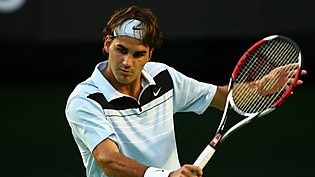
{"left": 117, "top": 44, "right": 148, "bottom": 55}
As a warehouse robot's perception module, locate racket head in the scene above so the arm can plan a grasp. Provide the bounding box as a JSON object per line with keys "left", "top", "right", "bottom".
{"left": 193, "top": 35, "right": 303, "bottom": 169}
{"left": 230, "top": 35, "right": 303, "bottom": 116}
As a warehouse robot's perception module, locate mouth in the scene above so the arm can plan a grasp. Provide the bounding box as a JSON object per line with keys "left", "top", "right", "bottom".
{"left": 119, "top": 68, "right": 132, "bottom": 76}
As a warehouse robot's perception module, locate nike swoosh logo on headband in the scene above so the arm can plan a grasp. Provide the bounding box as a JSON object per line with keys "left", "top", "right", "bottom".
{"left": 132, "top": 25, "right": 142, "bottom": 30}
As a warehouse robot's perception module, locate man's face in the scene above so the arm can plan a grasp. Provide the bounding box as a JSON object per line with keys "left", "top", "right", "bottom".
{"left": 104, "top": 35, "right": 153, "bottom": 85}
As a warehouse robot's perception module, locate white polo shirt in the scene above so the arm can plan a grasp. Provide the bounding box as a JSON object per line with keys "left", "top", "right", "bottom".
{"left": 65, "top": 61, "right": 217, "bottom": 177}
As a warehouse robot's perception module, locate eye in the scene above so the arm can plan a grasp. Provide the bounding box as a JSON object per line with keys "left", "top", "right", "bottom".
{"left": 117, "top": 47, "right": 127, "bottom": 54}
{"left": 133, "top": 52, "right": 146, "bottom": 58}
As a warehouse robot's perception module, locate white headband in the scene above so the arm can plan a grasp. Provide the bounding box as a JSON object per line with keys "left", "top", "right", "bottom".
{"left": 113, "top": 19, "right": 145, "bottom": 40}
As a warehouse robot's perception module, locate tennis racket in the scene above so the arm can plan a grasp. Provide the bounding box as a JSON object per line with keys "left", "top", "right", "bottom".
{"left": 193, "top": 35, "right": 303, "bottom": 169}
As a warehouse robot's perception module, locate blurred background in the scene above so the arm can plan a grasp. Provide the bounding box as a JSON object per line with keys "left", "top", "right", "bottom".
{"left": 1, "top": 0, "right": 314, "bottom": 177}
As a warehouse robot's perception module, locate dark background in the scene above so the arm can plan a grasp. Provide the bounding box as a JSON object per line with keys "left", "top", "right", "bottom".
{"left": 1, "top": 0, "right": 314, "bottom": 177}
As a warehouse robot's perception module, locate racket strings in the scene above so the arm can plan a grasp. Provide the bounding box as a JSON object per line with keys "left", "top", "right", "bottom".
{"left": 253, "top": 41, "right": 292, "bottom": 93}
{"left": 233, "top": 38, "right": 299, "bottom": 113}
{"left": 244, "top": 40, "right": 297, "bottom": 112}
{"left": 233, "top": 40, "right": 279, "bottom": 111}
{"left": 247, "top": 42, "right": 297, "bottom": 112}
{"left": 253, "top": 42, "right": 296, "bottom": 112}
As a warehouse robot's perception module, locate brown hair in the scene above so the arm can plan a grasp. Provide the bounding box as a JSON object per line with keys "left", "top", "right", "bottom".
{"left": 102, "top": 6, "right": 163, "bottom": 49}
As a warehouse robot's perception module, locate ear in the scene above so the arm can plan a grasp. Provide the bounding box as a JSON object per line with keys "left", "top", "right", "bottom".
{"left": 148, "top": 48, "right": 154, "bottom": 61}
{"left": 103, "top": 35, "right": 111, "bottom": 53}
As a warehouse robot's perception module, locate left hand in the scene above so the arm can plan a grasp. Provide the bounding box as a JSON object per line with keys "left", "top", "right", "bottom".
{"left": 256, "top": 63, "right": 307, "bottom": 96}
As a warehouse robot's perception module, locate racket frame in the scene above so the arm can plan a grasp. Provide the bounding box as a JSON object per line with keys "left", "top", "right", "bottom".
{"left": 193, "top": 34, "right": 303, "bottom": 169}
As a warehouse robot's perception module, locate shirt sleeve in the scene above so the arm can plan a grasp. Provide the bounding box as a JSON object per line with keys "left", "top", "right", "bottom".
{"left": 65, "top": 96, "right": 115, "bottom": 151}
{"left": 167, "top": 66, "right": 217, "bottom": 114}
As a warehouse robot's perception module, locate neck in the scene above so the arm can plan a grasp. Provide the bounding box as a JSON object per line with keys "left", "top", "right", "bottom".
{"left": 103, "top": 69, "right": 142, "bottom": 99}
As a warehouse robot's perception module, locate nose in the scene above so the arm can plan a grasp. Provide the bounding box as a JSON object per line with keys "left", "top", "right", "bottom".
{"left": 122, "top": 54, "right": 133, "bottom": 67}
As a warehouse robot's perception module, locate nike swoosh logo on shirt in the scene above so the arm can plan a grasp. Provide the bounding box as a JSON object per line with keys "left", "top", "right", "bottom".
{"left": 153, "top": 87, "right": 161, "bottom": 96}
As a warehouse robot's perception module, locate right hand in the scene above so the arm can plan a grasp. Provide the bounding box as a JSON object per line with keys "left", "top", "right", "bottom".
{"left": 169, "top": 164, "right": 203, "bottom": 177}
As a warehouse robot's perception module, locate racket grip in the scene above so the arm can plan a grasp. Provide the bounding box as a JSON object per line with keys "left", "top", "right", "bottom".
{"left": 193, "top": 145, "right": 216, "bottom": 169}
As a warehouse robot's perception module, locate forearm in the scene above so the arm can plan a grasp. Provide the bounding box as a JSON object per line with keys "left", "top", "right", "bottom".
{"left": 233, "top": 81, "right": 260, "bottom": 105}
{"left": 210, "top": 85, "right": 229, "bottom": 110}
{"left": 95, "top": 150, "right": 148, "bottom": 177}
{"left": 93, "top": 138, "right": 150, "bottom": 177}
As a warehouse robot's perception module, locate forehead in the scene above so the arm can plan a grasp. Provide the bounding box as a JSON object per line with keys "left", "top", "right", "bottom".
{"left": 112, "top": 36, "right": 149, "bottom": 51}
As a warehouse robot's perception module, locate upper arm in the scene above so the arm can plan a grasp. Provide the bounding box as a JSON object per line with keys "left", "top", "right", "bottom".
{"left": 92, "top": 138, "right": 148, "bottom": 177}
{"left": 210, "top": 85, "right": 228, "bottom": 110}
{"left": 93, "top": 138, "right": 119, "bottom": 164}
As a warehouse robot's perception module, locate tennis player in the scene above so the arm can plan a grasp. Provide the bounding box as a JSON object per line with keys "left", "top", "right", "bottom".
{"left": 65, "top": 5, "right": 306, "bottom": 177}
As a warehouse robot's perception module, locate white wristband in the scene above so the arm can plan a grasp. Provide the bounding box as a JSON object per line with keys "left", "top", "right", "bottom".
{"left": 144, "top": 167, "right": 171, "bottom": 177}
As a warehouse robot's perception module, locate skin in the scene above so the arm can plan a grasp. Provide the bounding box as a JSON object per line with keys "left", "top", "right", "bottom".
{"left": 93, "top": 35, "right": 307, "bottom": 177}
{"left": 233, "top": 63, "right": 307, "bottom": 105}
{"left": 94, "top": 35, "right": 208, "bottom": 177}
{"left": 102, "top": 35, "right": 152, "bottom": 99}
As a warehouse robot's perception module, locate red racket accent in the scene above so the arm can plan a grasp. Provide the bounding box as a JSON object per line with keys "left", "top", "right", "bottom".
{"left": 273, "top": 66, "right": 301, "bottom": 106}
{"left": 194, "top": 35, "right": 303, "bottom": 171}
{"left": 232, "top": 38, "right": 267, "bottom": 80}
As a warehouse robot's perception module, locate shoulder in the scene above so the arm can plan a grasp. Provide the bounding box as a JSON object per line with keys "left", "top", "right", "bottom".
{"left": 144, "top": 61, "right": 180, "bottom": 77}
{"left": 65, "top": 79, "right": 105, "bottom": 121}
{"left": 144, "top": 62, "right": 168, "bottom": 74}
{"left": 66, "top": 78, "right": 101, "bottom": 105}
